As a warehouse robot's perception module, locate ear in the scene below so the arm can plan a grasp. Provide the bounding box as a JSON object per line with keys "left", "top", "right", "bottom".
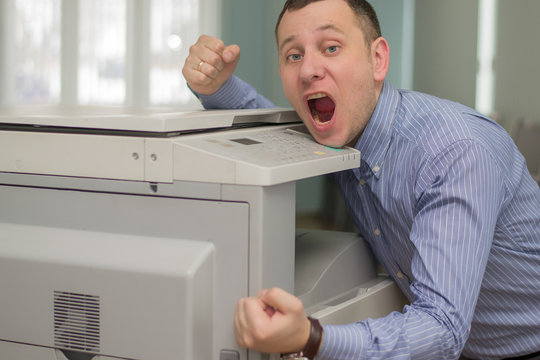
{"left": 371, "top": 37, "right": 390, "bottom": 82}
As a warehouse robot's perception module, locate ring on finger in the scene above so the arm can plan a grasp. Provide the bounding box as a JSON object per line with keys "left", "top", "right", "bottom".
{"left": 197, "top": 60, "right": 204, "bottom": 72}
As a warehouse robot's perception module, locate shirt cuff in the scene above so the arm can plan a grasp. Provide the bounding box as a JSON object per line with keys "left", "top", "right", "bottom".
{"left": 316, "top": 324, "right": 367, "bottom": 360}
{"left": 195, "top": 76, "right": 275, "bottom": 109}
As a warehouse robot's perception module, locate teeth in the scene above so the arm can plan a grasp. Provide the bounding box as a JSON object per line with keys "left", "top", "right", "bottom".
{"left": 307, "top": 92, "right": 327, "bottom": 100}
{"left": 307, "top": 92, "right": 332, "bottom": 125}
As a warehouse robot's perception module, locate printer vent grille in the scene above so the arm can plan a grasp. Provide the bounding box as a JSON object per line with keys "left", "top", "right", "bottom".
{"left": 53, "top": 291, "right": 101, "bottom": 352}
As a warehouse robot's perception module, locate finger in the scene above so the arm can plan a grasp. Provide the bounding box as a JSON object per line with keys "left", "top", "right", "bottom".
{"left": 182, "top": 35, "right": 239, "bottom": 95}
{"left": 187, "top": 36, "right": 225, "bottom": 71}
{"left": 238, "top": 295, "right": 310, "bottom": 354}
{"left": 259, "top": 287, "right": 304, "bottom": 315}
{"left": 235, "top": 297, "right": 269, "bottom": 348}
{"left": 222, "top": 44, "right": 241, "bottom": 64}
{"left": 196, "top": 58, "right": 221, "bottom": 79}
{"left": 199, "top": 43, "right": 239, "bottom": 73}
{"left": 199, "top": 34, "right": 225, "bottom": 54}
{"left": 263, "top": 304, "right": 277, "bottom": 317}
{"left": 234, "top": 299, "right": 249, "bottom": 347}
{"left": 182, "top": 57, "right": 217, "bottom": 85}
{"left": 198, "top": 47, "right": 226, "bottom": 73}
{"left": 242, "top": 298, "right": 274, "bottom": 344}
{"left": 182, "top": 65, "right": 212, "bottom": 86}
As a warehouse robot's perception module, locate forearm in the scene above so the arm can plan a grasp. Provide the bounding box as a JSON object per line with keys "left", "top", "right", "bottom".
{"left": 318, "top": 305, "right": 465, "bottom": 360}
{"left": 194, "top": 75, "right": 276, "bottom": 109}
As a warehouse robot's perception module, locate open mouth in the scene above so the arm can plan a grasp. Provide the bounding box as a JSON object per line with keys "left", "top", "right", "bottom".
{"left": 307, "top": 93, "right": 335, "bottom": 125}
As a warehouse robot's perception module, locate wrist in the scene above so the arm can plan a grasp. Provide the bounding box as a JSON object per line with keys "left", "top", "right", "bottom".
{"left": 196, "top": 76, "right": 237, "bottom": 108}
{"left": 281, "top": 317, "right": 323, "bottom": 360}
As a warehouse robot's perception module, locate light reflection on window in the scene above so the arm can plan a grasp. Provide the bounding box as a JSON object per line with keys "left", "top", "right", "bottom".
{"left": 14, "top": 0, "right": 60, "bottom": 103}
{"left": 150, "top": 0, "right": 199, "bottom": 105}
{"left": 78, "top": 0, "right": 126, "bottom": 105}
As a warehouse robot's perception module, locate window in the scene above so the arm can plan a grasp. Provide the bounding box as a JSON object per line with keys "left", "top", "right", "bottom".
{"left": 150, "top": 0, "right": 200, "bottom": 105}
{"left": 0, "top": 0, "right": 219, "bottom": 107}
{"left": 79, "top": 0, "right": 126, "bottom": 104}
{"left": 475, "top": 0, "right": 498, "bottom": 117}
{"left": 13, "top": 0, "right": 61, "bottom": 103}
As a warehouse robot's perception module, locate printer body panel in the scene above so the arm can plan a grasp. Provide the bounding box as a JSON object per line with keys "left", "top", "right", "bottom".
{"left": 0, "top": 109, "right": 397, "bottom": 360}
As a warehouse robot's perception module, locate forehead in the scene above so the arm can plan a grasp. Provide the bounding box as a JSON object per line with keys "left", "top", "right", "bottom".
{"left": 277, "top": 0, "right": 360, "bottom": 47}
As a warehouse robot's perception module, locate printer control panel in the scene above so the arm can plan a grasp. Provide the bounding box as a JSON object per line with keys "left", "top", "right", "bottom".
{"left": 226, "top": 127, "right": 342, "bottom": 164}
{"left": 173, "top": 124, "right": 361, "bottom": 185}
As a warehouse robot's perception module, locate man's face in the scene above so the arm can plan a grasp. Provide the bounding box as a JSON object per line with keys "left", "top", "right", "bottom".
{"left": 277, "top": 0, "right": 385, "bottom": 148}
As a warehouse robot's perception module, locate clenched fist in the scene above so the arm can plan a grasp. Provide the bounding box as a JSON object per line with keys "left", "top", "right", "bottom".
{"left": 234, "top": 287, "right": 311, "bottom": 354}
{"left": 182, "top": 35, "right": 240, "bottom": 95}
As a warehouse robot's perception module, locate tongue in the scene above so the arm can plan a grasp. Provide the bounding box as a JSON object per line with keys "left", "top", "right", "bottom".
{"left": 312, "top": 97, "right": 334, "bottom": 123}
{"left": 313, "top": 97, "right": 335, "bottom": 113}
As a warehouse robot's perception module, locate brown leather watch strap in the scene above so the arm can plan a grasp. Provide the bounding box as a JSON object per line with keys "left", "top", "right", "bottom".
{"left": 281, "top": 317, "right": 323, "bottom": 360}
{"left": 303, "top": 317, "right": 323, "bottom": 359}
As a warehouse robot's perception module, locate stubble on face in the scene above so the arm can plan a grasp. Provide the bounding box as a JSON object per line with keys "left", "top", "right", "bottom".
{"left": 276, "top": 0, "right": 382, "bottom": 148}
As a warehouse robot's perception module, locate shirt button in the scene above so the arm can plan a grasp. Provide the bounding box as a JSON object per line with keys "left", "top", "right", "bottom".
{"left": 374, "top": 228, "right": 381, "bottom": 236}
{"left": 397, "top": 272, "right": 404, "bottom": 279}
{"left": 359, "top": 178, "right": 366, "bottom": 186}
{"left": 373, "top": 165, "right": 381, "bottom": 173}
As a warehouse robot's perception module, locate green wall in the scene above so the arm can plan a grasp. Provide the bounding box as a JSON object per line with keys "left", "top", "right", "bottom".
{"left": 219, "top": 0, "right": 540, "bottom": 217}
{"left": 221, "top": 0, "right": 287, "bottom": 106}
{"left": 220, "top": 0, "right": 412, "bottom": 215}
{"left": 220, "top": 0, "right": 412, "bottom": 108}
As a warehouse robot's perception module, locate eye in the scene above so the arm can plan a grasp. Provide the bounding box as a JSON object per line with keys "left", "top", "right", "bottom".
{"left": 326, "top": 45, "right": 339, "bottom": 54}
{"left": 286, "top": 53, "right": 303, "bottom": 62}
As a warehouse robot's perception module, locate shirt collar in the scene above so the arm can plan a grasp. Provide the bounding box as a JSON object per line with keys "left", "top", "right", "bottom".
{"left": 353, "top": 81, "right": 400, "bottom": 179}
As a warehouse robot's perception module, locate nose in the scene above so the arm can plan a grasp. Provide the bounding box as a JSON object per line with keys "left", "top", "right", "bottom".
{"left": 299, "top": 51, "right": 325, "bottom": 83}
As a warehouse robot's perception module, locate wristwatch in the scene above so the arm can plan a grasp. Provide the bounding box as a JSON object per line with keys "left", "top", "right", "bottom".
{"left": 280, "top": 317, "right": 323, "bottom": 360}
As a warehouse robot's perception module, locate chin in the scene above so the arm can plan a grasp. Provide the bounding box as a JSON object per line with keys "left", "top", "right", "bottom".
{"left": 310, "top": 132, "right": 347, "bottom": 148}
{"left": 310, "top": 120, "right": 349, "bottom": 149}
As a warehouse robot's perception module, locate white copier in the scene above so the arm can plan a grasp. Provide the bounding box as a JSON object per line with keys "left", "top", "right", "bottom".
{"left": 0, "top": 107, "right": 404, "bottom": 360}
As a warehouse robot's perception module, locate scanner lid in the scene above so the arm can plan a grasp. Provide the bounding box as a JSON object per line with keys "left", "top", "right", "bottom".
{"left": 0, "top": 106, "right": 301, "bottom": 136}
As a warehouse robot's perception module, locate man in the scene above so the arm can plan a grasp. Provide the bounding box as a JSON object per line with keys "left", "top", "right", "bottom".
{"left": 182, "top": 0, "right": 540, "bottom": 359}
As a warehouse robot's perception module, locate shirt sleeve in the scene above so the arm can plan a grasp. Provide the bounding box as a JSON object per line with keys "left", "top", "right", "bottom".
{"left": 194, "top": 75, "right": 275, "bottom": 109}
{"left": 317, "top": 140, "right": 506, "bottom": 360}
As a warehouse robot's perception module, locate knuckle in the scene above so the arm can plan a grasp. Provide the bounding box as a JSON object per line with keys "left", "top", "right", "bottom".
{"left": 251, "top": 327, "right": 269, "bottom": 344}
{"left": 267, "top": 287, "right": 281, "bottom": 299}
{"left": 205, "top": 53, "right": 221, "bottom": 67}
{"left": 210, "top": 38, "right": 225, "bottom": 51}
{"left": 242, "top": 336, "right": 255, "bottom": 348}
{"left": 189, "top": 43, "right": 199, "bottom": 54}
{"left": 291, "top": 302, "right": 303, "bottom": 314}
{"left": 198, "top": 74, "right": 211, "bottom": 85}
{"left": 207, "top": 67, "right": 219, "bottom": 78}
{"left": 292, "top": 297, "right": 305, "bottom": 313}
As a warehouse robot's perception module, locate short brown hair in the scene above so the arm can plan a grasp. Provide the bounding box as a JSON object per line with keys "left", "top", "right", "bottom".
{"left": 275, "top": 0, "right": 382, "bottom": 47}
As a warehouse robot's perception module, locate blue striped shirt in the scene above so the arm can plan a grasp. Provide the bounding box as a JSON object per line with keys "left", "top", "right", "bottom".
{"left": 198, "top": 76, "right": 540, "bottom": 359}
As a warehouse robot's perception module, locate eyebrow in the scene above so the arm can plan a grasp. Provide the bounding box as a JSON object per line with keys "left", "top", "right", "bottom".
{"left": 278, "top": 23, "right": 346, "bottom": 52}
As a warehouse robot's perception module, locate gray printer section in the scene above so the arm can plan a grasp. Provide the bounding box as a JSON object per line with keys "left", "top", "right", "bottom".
{"left": 0, "top": 108, "right": 401, "bottom": 360}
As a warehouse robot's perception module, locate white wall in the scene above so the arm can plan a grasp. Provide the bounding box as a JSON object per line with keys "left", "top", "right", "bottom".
{"left": 413, "top": 0, "right": 478, "bottom": 109}
{"left": 495, "top": 0, "right": 540, "bottom": 129}
{"left": 412, "top": 0, "right": 540, "bottom": 131}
